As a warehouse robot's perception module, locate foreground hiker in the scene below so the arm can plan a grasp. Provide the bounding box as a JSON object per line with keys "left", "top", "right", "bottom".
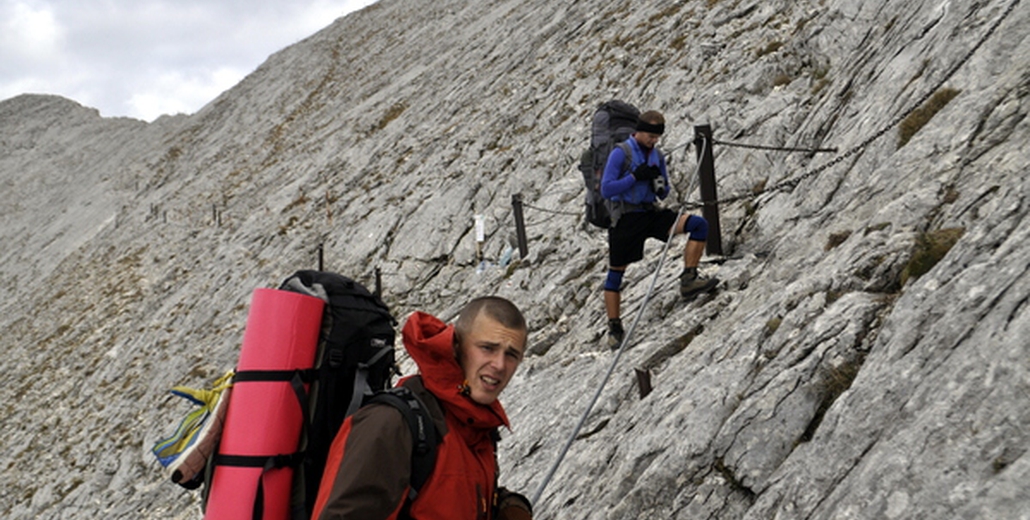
{"left": 600, "top": 110, "right": 719, "bottom": 349}
{"left": 312, "top": 296, "right": 533, "bottom": 520}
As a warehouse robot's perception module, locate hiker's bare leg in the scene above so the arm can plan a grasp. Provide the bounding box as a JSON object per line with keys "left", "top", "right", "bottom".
{"left": 674, "top": 213, "right": 693, "bottom": 234}
{"left": 605, "top": 289, "right": 621, "bottom": 320}
{"left": 604, "top": 266, "right": 625, "bottom": 319}
{"left": 676, "top": 214, "right": 706, "bottom": 268}
{"left": 684, "top": 239, "right": 705, "bottom": 268}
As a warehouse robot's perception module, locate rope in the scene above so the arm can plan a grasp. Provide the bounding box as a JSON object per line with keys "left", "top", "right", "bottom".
{"left": 530, "top": 137, "right": 709, "bottom": 507}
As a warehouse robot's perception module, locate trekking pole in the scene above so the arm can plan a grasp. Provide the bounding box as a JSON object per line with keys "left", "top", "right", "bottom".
{"left": 530, "top": 208, "right": 684, "bottom": 507}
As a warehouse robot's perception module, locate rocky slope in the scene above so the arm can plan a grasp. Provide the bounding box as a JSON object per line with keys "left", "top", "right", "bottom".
{"left": 1, "top": 0, "right": 1027, "bottom": 518}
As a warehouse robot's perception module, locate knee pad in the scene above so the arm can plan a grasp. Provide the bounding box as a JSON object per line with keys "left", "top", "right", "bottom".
{"left": 604, "top": 269, "right": 624, "bottom": 292}
{"left": 685, "top": 215, "right": 709, "bottom": 241}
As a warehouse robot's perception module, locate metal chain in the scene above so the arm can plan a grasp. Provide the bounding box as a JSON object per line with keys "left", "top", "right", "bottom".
{"left": 701, "top": 0, "right": 1022, "bottom": 207}
{"left": 521, "top": 0, "right": 1018, "bottom": 215}
{"left": 712, "top": 139, "right": 838, "bottom": 154}
{"left": 521, "top": 201, "right": 579, "bottom": 217}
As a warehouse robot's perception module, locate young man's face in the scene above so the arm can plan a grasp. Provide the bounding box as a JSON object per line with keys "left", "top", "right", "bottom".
{"left": 634, "top": 130, "right": 661, "bottom": 150}
{"left": 455, "top": 312, "right": 527, "bottom": 405}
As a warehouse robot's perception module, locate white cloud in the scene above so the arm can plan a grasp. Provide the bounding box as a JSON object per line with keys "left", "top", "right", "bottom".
{"left": 0, "top": 1, "right": 64, "bottom": 66}
{"left": 0, "top": 0, "right": 379, "bottom": 121}
{"left": 127, "top": 66, "right": 248, "bottom": 121}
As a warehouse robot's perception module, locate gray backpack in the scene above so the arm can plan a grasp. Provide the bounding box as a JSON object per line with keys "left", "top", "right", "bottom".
{"left": 577, "top": 100, "right": 639, "bottom": 228}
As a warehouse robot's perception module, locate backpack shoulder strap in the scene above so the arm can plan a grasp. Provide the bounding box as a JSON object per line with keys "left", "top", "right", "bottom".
{"left": 615, "top": 141, "right": 633, "bottom": 178}
{"left": 366, "top": 387, "right": 441, "bottom": 501}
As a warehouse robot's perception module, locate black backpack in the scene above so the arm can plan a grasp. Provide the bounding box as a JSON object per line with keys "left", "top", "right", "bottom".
{"left": 578, "top": 100, "right": 640, "bottom": 228}
{"left": 178, "top": 271, "right": 440, "bottom": 520}
{"left": 278, "top": 270, "right": 400, "bottom": 519}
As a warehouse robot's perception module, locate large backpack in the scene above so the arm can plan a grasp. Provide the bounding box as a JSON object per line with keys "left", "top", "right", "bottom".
{"left": 578, "top": 100, "right": 640, "bottom": 228}
{"left": 153, "top": 270, "right": 440, "bottom": 520}
{"left": 277, "top": 270, "right": 401, "bottom": 519}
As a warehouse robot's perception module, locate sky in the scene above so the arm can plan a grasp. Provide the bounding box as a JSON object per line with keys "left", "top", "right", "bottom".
{"left": 0, "top": 0, "right": 378, "bottom": 122}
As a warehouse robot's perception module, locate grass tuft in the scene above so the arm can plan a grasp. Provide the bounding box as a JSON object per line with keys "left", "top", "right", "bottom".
{"left": 825, "top": 230, "right": 852, "bottom": 251}
{"left": 898, "top": 88, "right": 961, "bottom": 148}
{"left": 798, "top": 355, "right": 865, "bottom": 443}
{"left": 900, "top": 227, "right": 965, "bottom": 285}
{"left": 757, "top": 41, "right": 784, "bottom": 57}
{"left": 371, "top": 102, "right": 407, "bottom": 133}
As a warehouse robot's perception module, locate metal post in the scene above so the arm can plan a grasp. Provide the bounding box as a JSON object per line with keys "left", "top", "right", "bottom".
{"left": 318, "top": 243, "right": 324, "bottom": 272}
{"left": 512, "top": 194, "right": 529, "bottom": 259}
{"left": 474, "top": 214, "right": 485, "bottom": 263}
{"left": 375, "top": 267, "right": 383, "bottom": 300}
{"left": 694, "top": 125, "right": 724, "bottom": 256}
{"left": 635, "top": 367, "right": 653, "bottom": 399}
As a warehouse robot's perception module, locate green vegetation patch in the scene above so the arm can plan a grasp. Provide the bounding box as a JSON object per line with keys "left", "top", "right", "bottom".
{"left": 757, "top": 40, "right": 784, "bottom": 57}
{"left": 371, "top": 102, "right": 407, "bottom": 133}
{"left": 898, "top": 88, "right": 961, "bottom": 148}
{"left": 900, "top": 227, "right": 965, "bottom": 285}
{"left": 825, "top": 230, "right": 852, "bottom": 251}
{"left": 799, "top": 354, "right": 866, "bottom": 444}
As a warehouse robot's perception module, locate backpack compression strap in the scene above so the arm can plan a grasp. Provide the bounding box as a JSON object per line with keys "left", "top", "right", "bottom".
{"left": 216, "top": 368, "right": 315, "bottom": 520}
{"left": 345, "top": 339, "right": 395, "bottom": 417}
{"left": 228, "top": 368, "right": 314, "bottom": 441}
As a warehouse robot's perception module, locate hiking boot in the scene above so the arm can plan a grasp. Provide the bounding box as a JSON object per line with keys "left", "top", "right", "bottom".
{"left": 607, "top": 318, "right": 624, "bottom": 350}
{"left": 680, "top": 267, "right": 719, "bottom": 300}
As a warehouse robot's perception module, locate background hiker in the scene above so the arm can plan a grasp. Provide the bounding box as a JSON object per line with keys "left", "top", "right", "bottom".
{"left": 311, "top": 296, "right": 534, "bottom": 520}
{"left": 600, "top": 110, "right": 719, "bottom": 349}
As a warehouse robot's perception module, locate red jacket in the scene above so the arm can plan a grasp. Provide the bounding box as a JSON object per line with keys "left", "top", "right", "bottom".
{"left": 312, "top": 311, "right": 510, "bottom": 520}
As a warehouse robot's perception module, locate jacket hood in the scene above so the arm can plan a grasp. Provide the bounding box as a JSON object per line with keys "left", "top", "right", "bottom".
{"left": 402, "top": 311, "right": 510, "bottom": 430}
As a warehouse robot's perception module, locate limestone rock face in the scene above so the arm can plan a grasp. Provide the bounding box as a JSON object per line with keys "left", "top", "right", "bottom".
{"left": 1, "top": 0, "right": 1027, "bottom": 518}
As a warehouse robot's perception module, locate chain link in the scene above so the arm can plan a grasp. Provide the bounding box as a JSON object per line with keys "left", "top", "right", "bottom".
{"left": 680, "top": 0, "right": 1020, "bottom": 210}
{"left": 712, "top": 139, "right": 838, "bottom": 154}
{"left": 521, "top": 202, "right": 579, "bottom": 217}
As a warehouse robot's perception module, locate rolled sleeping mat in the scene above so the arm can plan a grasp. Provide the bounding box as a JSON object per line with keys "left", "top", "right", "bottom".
{"left": 203, "top": 288, "right": 324, "bottom": 520}
{"left": 151, "top": 369, "right": 234, "bottom": 489}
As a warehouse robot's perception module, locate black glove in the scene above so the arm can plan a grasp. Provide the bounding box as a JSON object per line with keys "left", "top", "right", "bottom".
{"left": 632, "top": 164, "right": 661, "bottom": 182}
{"left": 496, "top": 505, "right": 532, "bottom": 520}
{"left": 495, "top": 489, "right": 533, "bottom": 520}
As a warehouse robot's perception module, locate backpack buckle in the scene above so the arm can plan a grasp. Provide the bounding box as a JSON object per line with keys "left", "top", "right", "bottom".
{"left": 327, "top": 349, "right": 344, "bottom": 368}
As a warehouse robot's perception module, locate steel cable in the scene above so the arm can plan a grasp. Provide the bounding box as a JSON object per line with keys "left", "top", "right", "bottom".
{"left": 524, "top": 1, "right": 1019, "bottom": 505}
{"left": 529, "top": 138, "right": 708, "bottom": 507}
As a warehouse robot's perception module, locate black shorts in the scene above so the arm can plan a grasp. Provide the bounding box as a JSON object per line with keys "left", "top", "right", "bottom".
{"left": 608, "top": 209, "right": 680, "bottom": 267}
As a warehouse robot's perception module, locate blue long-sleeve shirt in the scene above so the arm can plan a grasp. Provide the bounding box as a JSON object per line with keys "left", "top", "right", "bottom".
{"left": 600, "top": 137, "right": 668, "bottom": 204}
